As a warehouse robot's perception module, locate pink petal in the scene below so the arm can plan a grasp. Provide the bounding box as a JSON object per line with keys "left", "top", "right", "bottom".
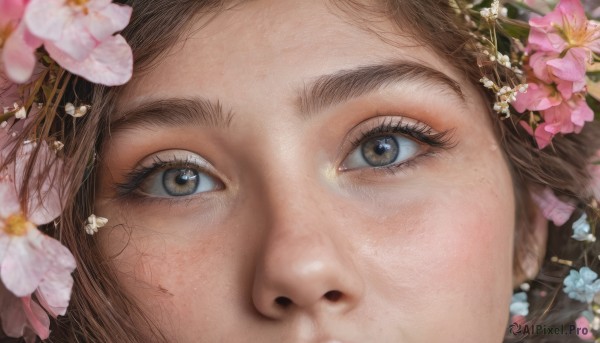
{"left": 512, "top": 82, "right": 561, "bottom": 113}
{"left": 20, "top": 296, "right": 50, "bottom": 339}
{"left": 49, "top": 20, "right": 97, "bottom": 61}
{"left": 47, "top": 34, "right": 133, "bottom": 86}
{"left": 35, "top": 237, "right": 76, "bottom": 317}
{"left": 568, "top": 96, "right": 594, "bottom": 127}
{"left": 529, "top": 52, "right": 555, "bottom": 83}
{"left": 555, "top": 0, "right": 587, "bottom": 19}
{"left": 24, "top": 0, "right": 74, "bottom": 42}
{"left": 0, "top": 0, "right": 26, "bottom": 24}
{"left": 542, "top": 102, "right": 576, "bottom": 134}
{"left": 546, "top": 48, "right": 589, "bottom": 82}
{"left": 85, "top": 3, "right": 132, "bottom": 41}
{"left": 530, "top": 187, "right": 575, "bottom": 225}
{"left": 0, "top": 285, "right": 49, "bottom": 340}
{"left": 2, "top": 23, "right": 38, "bottom": 83}
{"left": 1, "top": 229, "right": 50, "bottom": 297}
{"left": 533, "top": 123, "right": 555, "bottom": 149}
{"left": 13, "top": 142, "right": 65, "bottom": 225}
{"left": 0, "top": 181, "right": 20, "bottom": 218}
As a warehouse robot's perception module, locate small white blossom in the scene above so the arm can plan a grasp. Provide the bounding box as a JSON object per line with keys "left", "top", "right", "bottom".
{"left": 497, "top": 53, "right": 511, "bottom": 68}
{"left": 493, "top": 101, "right": 509, "bottom": 114}
{"left": 65, "top": 102, "right": 75, "bottom": 116}
{"left": 52, "top": 141, "right": 65, "bottom": 151}
{"left": 85, "top": 214, "right": 108, "bottom": 235}
{"left": 479, "top": 77, "right": 495, "bottom": 89}
{"left": 497, "top": 86, "right": 512, "bottom": 95}
{"left": 14, "top": 106, "right": 27, "bottom": 119}
{"left": 65, "top": 103, "right": 89, "bottom": 118}
{"left": 480, "top": 0, "right": 500, "bottom": 20}
{"left": 517, "top": 84, "right": 529, "bottom": 93}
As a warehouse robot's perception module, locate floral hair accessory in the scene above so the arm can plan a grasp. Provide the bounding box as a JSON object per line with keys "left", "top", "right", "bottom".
{"left": 454, "top": 0, "right": 600, "bottom": 338}
{"left": 0, "top": 0, "right": 132, "bottom": 341}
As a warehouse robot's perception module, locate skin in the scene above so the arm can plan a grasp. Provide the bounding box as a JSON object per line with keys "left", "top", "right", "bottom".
{"left": 95, "top": 0, "right": 519, "bottom": 341}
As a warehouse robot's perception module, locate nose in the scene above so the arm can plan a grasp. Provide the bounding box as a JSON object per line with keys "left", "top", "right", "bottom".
{"left": 251, "top": 192, "right": 364, "bottom": 319}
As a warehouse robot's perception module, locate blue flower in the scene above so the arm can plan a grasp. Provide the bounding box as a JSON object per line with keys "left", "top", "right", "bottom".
{"left": 572, "top": 214, "right": 593, "bottom": 242}
{"left": 509, "top": 292, "right": 529, "bottom": 316}
{"left": 563, "top": 267, "right": 600, "bottom": 303}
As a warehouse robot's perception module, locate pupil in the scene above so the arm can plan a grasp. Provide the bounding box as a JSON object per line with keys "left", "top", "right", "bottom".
{"left": 374, "top": 142, "right": 391, "bottom": 155}
{"left": 361, "top": 136, "right": 399, "bottom": 167}
{"left": 163, "top": 168, "right": 199, "bottom": 196}
{"left": 175, "top": 170, "right": 193, "bottom": 185}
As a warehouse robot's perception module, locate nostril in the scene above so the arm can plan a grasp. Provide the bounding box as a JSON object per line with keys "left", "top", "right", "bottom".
{"left": 275, "top": 296, "right": 293, "bottom": 308}
{"left": 324, "top": 290, "right": 342, "bottom": 302}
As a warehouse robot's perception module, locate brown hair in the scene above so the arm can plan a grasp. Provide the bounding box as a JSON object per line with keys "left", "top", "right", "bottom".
{"left": 3, "top": 0, "right": 599, "bottom": 342}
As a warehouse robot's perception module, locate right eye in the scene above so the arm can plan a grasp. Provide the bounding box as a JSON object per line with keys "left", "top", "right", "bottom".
{"left": 139, "top": 165, "right": 222, "bottom": 197}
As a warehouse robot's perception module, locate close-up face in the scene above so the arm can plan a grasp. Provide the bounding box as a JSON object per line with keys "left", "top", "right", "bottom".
{"left": 95, "top": 0, "right": 516, "bottom": 341}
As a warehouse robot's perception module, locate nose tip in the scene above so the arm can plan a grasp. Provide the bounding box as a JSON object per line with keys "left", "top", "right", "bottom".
{"left": 251, "top": 231, "right": 364, "bottom": 319}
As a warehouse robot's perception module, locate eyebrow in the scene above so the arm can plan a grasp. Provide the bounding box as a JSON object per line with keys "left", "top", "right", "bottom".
{"left": 110, "top": 60, "right": 464, "bottom": 132}
{"left": 111, "top": 98, "right": 234, "bottom": 133}
{"left": 298, "top": 60, "right": 465, "bottom": 116}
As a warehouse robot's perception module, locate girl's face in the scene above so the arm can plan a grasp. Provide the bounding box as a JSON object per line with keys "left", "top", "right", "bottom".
{"left": 96, "top": 0, "right": 516, "bottom": 341}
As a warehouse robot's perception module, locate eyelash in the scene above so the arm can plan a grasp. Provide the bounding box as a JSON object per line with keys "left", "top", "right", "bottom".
{"left": 115, "top": 156, "right": 213, "bottom": 199}
{"left": 346, "top": 118, "right": 454, "bottom": 174}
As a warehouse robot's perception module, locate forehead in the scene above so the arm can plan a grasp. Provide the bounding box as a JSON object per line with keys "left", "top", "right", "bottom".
{"left": 117, "top": 0, "right": 470, "bottom": 112}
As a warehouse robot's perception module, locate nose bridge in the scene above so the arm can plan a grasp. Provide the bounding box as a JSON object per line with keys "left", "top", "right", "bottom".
{"left": 251, "top": 164, "right": 364, "bottom": 319}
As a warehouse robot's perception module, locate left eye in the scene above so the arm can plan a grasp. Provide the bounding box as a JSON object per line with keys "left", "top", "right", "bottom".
{"left": 140, "top": 167, "right": 220, "bottom": 197}
{"left": 342, "top": 134, "right": 421, "bottom": 170}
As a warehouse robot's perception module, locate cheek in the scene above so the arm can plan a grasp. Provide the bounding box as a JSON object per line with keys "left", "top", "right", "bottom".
{"left": 351, "top": 163, "right": 515, "bottom": 338}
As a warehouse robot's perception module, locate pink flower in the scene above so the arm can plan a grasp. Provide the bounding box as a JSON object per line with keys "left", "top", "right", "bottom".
{"left": 530, "top": 187, "right": 576, "bottom": 226}
{"left": 528, "top": 0, "right": 600, "bottom": 54}
{"left": 520, "top": 121, "right": 555, "bottom": 149}
{"left": 0, "top": 285, "right": 50, "bottom": 342}
{"left": 512, "top": 82, "right": 562, "bottom": 112}
{"left": 529, "top": 49, "right": 588, "bottom": 98}
{"left": 0, "top": 0, "right": 41, "bottom": 83}
{"left": 0, "top": 142, "right": 75, "bottom": 341}
{"left": 542, "top": 95, "right": 593, "bottom": 134}
{"left": 24, "top": 0, "right": 133, "bottom": 86}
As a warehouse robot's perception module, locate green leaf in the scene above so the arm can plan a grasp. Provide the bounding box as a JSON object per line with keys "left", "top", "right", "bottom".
{"left": 588, "top": 71, "right": 600, "bottom": 83}
{"left": 500, "top": 19, "right": 530, "bottom": 40}
{"left": 587, "top": 94, "right": 600, "bottom": 120}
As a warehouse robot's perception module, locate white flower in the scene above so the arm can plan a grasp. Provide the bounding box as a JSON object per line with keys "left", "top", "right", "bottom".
{"left": 479, "top": 77, "right": 495, "bottom": 89}
{"left": 65, "top": 103, "right": 88, "bottom": 118}
{"left": 517, "top": 84, "right": 529, "bottom": 93}
{"left": 14, "top": 106, "right": 27, "bottom": 119}
{"left": 84, "top": 214, "right": 108, "bottom": 235}
{"left": 480, "top": 0, "right": 500, "bottom": 20}
{"left": 497, "top": 53, "right": 511, "bottom": 68}
{"left": 65, "top": 103, "right": 75, "bottom": 116}
{"left": 493, "top": 101, "right": 509, "bottom": 114}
